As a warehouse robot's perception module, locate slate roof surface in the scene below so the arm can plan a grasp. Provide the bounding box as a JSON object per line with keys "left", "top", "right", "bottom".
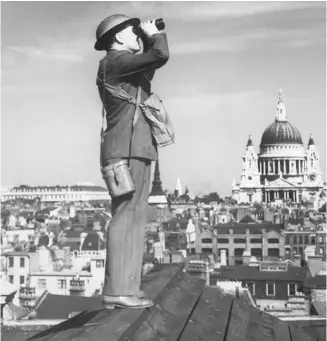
{"left": 238, "top": 214, "right": 257, "bottom": 224}
{"left": 7, "top": 264, "right": 321, "bottom": 341}
{"left": 63, "top": 230, "right": 81, "bottom": 239}
{"left": 59, "top": 241, "right": 80, "bottom": 251}
{"left": 288, "top": 319, "right": 327, "bottom": 341}
{"left": 213, "top": 222, "right": 282, "bottom": 234}
{"left": 305, "top": 275, "right": 327, "bottom": 289}
{"left": 81, "top": 231, "right": 105, "bottom": 251}
{"left": 212, "top": 264, "right": 308, "bottom": 282}
{"left": 37, "top": 236, "right": 49, "bottom": 247}
{"left": 35, "top": 293, "right": 102, "bottom": 320}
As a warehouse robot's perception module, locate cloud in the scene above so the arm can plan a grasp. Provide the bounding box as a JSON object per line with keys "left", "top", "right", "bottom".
{"left": 7, "top": 45, "right": 85, "bottom": 63}
{"left": 164, "top": 90, "right": 261, "bottom": 117}
{"left": 86, "top": 1, "right": 319, "bottom": 23}
{"left": 170, "top": 25, "right": 324, "bottom": 55}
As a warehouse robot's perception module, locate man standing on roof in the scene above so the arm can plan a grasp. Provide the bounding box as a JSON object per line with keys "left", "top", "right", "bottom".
{"left": 94, "top": 14, "right": 169, "bottom": 309}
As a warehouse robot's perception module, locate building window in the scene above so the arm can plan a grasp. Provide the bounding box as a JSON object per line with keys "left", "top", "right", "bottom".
{"left": 298, "top": 235, "right": 303, "bottom": 244}
{"left": 293, "top": 235, "right": 297, "bottom": 244}
{"left": 268, "top": 238, "right": 279, "bottom": 244}
{"left": 201, "top": 238, "right": 212, "bottom": 244}
{"left": 9, "top": 275, "right": 14, "bottom": 284}
{"left": 304, "top": 235, "right": 309, "bottom": 244}
{"left": 246, "top": 282, "right": 255, "bottom": 295}
{"left": 266, "top": 283, "right": 275, "bottom": 296}
{"left": 217, "top": 238, "right": 229, "bottom": 244}
{"left": 96, "top": 260, "right": 104, "bottom": 268}
{"left": 234, "top": 238, "right": 246, "bottom": 244}
{"left": 57, "top": 279, "right": 66, "bottom": 289}
{"left": 250, "top": 238, "right": 262, "bottom": 244}
{"left": 299, "top": 247, "right": 303, "bottom": 255}
{"left": 311, "top": 237, "right": 316, "bottom": 245}
{"left": 9, "top": 257, "right": 14, "bottom": 268}
{"left": 288, "top": 284, "right": 297, "bottom": 296}
{"left": 20, "top": 258, "right": 25, "bottom": 268}
{"left": 37, "top": 279, "right": 47, "bottom": 289}
{"left": 20, "top": 276, "right": 25, "bottom": 285}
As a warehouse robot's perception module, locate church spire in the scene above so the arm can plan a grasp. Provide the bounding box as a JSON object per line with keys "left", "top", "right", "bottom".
{"left": 150, "top": 160, "right": 164, "bottom": 196}
{"left": 275, "top": 88, "right": 287, "bottom": 122}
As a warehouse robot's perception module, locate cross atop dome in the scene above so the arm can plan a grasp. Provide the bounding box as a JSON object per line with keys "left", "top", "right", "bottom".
{"left": 276, "top": 88, "right": 287, "bottom": 122}
{"left": 278, "top": 88, "right": 283, "bottom": 103}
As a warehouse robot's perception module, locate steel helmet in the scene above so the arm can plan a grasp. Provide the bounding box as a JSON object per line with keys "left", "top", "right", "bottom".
{"left": 94, "top": 14, "right": 140, "bottom": 51}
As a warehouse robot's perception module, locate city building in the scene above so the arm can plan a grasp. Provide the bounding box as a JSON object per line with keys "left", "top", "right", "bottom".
{"left": 3, "top": 251, "right": 39, "bottom": 289}
{"left": 186, "top": 217, "right": 286, "bottom": 265}
{"left": 211, "top": 261, "right": 310, "bottom": 317}
{"left": 232, "top": 90, "right": 324, "bottom": 207}
{"left": 284, "top": 226, "right": 327, "bottom": 260}
{"left": 1, "top": 184, "right": 110, "bottom": 203}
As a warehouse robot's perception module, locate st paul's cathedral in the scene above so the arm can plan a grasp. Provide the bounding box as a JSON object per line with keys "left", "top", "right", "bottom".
{"left": 232, "top": 90, "right": 325, "bottom": 207}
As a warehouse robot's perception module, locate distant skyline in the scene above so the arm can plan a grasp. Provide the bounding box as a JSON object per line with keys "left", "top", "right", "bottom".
{"left": 1, "top": 2, "right": 326, "bottom": 197}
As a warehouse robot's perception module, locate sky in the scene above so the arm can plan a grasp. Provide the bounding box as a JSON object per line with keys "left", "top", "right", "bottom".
{"left": 1, "top": 1, "right": 326, "bottom": 197}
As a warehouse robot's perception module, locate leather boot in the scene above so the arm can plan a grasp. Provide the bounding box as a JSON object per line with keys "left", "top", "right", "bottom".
{"left": 102, "top": 296, "right": 154, "bottom": 309}
{"left": 135, "top": 290, "right": 145, "bottom": 299}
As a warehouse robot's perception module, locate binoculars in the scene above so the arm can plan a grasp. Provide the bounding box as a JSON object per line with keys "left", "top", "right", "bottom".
{"left": 133, "top": 18, "right": 165, "bottom": 35}
{"left": 154, "top": 18, "right": 165, "bottom": 31}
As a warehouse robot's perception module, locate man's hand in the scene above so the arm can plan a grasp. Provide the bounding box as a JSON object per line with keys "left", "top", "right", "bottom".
{"left": 140, "top": 20, "right": 160, "bottom": 38}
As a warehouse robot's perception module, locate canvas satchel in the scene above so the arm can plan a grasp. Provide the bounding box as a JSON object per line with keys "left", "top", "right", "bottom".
{"left": 140, "top": 93, "right": 175, "bottom": 148}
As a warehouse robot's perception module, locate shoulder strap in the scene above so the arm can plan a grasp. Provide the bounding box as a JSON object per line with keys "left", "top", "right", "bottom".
{"left": 100, "top": 60, "right": 108, "bottom": 168}
{"left": 100, "top": 59, "right": 142, "bottom": 168}
{"left": 128, "top": 85, "right": 141, "bottom": 166}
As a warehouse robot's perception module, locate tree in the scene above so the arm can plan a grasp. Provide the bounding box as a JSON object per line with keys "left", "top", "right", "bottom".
{"left": 230, "top": 199, "right": 238, "bottom": 206}
{"left": 206, "top": 192, "right": 220, "bottom": 203}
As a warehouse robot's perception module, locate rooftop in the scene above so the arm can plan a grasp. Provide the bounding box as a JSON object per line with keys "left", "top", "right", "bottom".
{"left": 212, "top": 264, "right": 308, "bottom": 282}
{"left": 2, "top": 264, "right": 324, "bottom": 341}
{"left": 213, "top": 222, "right": 282, "bottom": 234}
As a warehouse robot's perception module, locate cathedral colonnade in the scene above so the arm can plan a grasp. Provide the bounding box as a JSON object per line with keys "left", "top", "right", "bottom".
{"left": 258, "top": 158, "right": 306, "bottom": 175}
{"left": 264, "top": 189, "right": 299, "bottom": 203}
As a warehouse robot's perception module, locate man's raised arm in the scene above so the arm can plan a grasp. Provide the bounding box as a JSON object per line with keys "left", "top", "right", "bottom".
{"left": 114, "top": 32, "right": 169, "bottom": 78}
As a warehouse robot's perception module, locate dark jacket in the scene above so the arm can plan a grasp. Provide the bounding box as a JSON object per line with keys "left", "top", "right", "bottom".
{"left": 96, "top": 33, "right": 169, "bottom": 162}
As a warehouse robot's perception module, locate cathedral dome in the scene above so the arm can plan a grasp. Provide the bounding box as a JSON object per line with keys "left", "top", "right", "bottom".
{"left": 260, "top": 121, "right": 303, "bottom": 146}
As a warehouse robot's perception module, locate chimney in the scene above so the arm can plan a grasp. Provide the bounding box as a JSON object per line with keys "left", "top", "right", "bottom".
{"left": 96, "top": 232, "right": 104, "bottom": 251}
{"left": 69, "top": 205, "right": 76, "bottom": 218}
{"left": 243, "top": 249, "right": 251, "bottom": 265}
{"left": 80, "top": 232, "right": 87, "bottom": 251}
{"left": 47, "top": 232, "right": 54, "bottom": 248}
{"left": 294, "top": 254, "right": 302, "bottom": 266}
{"left": 63, "top": 246, "right": 72, "bottom": 269}
{"left": 220, "top": 249, "right": 227, "bottom": 266}
{"left": 37, "top": 246, "right": 50, "bottom": 271}
{"left": 158, "top": 230, "right": 165, "bottom": 251}
{"left": 194, "top": 215, "right": 201, "bottom": 254}
{"left": 93, "top": 221, "right": 101, "bottom": 230}
{"left": 34, "top": 234, "right": 40, "bottom": 247}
